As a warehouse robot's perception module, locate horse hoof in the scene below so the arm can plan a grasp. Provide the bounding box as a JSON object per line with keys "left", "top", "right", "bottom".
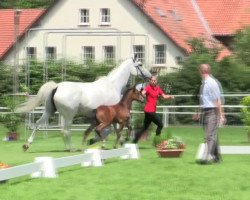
{"left": 22, "top": 144, "right": 29, "bottom": 152}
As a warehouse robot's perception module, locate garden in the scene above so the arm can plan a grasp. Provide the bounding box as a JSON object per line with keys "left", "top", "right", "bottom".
{"left": 1, "top": 125, "right": 250, "bottom": 200}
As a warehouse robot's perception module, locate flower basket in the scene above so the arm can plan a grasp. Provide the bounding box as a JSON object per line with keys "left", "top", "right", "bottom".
{"left": 155, "top": 137, "right": 185, "bottom": 158}
{"left": 157, "top": 149, "right": 184, "bottom": 157}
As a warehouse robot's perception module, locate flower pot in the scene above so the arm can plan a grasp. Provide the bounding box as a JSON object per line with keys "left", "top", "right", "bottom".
{"left": 157, "top": 149, "right": 184, "bottom": 158}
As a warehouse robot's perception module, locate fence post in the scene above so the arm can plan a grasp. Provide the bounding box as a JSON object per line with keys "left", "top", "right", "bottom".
{"left": 82, "top": 149, "right": 102, "bottom": 167}
{"left": 163, "top": 108, "right": 169, "bottom": 127}
{"left": 31, "top": 157, "right": 57, "bottom": 178}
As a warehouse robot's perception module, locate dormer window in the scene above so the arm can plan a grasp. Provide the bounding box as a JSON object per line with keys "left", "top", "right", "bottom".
{"left": 79, "top": 9, "right": 89, "bottom": 25}
{"left": 100, "top": 8, "right": 110, "bottom": 26}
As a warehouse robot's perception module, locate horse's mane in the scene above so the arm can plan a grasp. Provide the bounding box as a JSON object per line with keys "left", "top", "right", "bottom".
{"left": 107, "top": 58, "right": 131, "bottom": 78}
{"left": 120, "top": 87, "right": 133, "bottom": 102}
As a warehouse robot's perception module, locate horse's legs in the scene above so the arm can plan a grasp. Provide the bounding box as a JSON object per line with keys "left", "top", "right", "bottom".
{"left": 60, "top": 116, "right": 75, "bottom": 151}
{"left": 23, "top": 111, "right": 51, "bottom": 151}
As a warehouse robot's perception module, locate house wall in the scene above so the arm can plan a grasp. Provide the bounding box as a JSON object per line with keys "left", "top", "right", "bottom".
{"left": 5, "top": 0, "right": 185, "bottom": 73}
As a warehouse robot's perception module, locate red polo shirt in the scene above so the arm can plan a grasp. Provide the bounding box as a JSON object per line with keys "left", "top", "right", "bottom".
{"left": 144, "top": 85, "right": 164, "bottom": 112}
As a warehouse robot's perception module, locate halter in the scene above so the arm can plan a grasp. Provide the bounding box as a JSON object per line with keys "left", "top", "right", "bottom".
{"left": 134, "top": 61, "right": 151, "bottom": 82}
{"left": 133, "top": 61, "right": 151, "bottom": 92}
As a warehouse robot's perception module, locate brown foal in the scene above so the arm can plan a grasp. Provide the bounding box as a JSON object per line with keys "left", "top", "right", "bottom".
{"left": 82, "top": 87, "right": 144, "bottom": 149}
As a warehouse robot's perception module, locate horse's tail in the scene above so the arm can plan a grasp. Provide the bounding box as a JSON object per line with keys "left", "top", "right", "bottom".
{"left": 15, "top": 81, "right": 58, "bottom": 113}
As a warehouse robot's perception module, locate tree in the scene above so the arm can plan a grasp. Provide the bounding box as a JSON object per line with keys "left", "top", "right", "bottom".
{"left": 0, "top": 0, "right": 53, "bottom": 8}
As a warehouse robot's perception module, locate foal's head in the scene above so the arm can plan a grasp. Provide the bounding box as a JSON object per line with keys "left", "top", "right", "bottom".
{"left": 126, "top": 87, "right": 144, "bottom": 103}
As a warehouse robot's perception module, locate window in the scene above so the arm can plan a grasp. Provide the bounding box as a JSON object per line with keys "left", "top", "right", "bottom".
{"left": 100, "top": 8, "right": 110, "bottom": 25}
{"left": 104, "top": 46, "right": 115, "bottom": 63}
{"left": 26, "top": 47, "right": 37, "bottom": 59}
{"left": 133, "top": 45, "right": 145, "bottom": 63}
{"left": 154, "top": 45, "right": 166, "bottom": 64}
{"left": 45, "top": 47, "right": 56, "bottom": 60}
{"left": 82, "top": 46, "right": 95, "bottom": 63}
{"left": 79, "top": 9, "right": 89, "bottom": 25}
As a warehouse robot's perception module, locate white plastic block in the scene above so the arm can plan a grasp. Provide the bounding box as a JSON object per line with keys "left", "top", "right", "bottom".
{"left": 82, "top": 149, "right": 102, "bottom": 167}
{"left": 196, "top": 143, "right": 207, "bottom": 161}
{"left": 31, "top": 157, "right": 57, "bottom": 178}
{"left": 121, "top": 143, "right": 140, "bottom": 159}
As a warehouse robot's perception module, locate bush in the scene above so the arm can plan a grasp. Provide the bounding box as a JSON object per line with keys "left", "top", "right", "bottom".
{"left": 0, "top": 96, "right": 23, "bottom": 133}
{"left": 240, "top": 96, "right": 250, "bottom": 132}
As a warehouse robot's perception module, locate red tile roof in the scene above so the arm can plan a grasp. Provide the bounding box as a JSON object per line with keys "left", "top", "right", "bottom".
{"left": 132, "top": 0, "right": 214, "bottom": 53}
{"left": 0, "top": 9, "right": 45, "bottom": 59}
{"left": 197, "top": 0, "right": 250, "bottom": 35}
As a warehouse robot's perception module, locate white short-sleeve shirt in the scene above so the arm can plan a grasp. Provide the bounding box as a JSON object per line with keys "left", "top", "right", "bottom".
{"left": 200, "top": 76, "right": 221, "bottom": 108}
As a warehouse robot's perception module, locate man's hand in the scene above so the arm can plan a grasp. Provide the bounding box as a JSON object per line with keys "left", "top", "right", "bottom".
{"left": 218, "top": 115, "right": 226, "bottom": 127}
{"left": 192, "top": 113, "right": 201, "bottom": 121}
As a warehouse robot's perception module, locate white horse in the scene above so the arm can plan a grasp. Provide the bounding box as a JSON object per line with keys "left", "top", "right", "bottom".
{"left": 16, "top": 56, "right": 151, "bottom": 151}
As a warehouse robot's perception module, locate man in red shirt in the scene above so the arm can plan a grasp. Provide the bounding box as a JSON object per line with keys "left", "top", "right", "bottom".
{"left": 133, "top": 75, "right": 174, "bottom": 143}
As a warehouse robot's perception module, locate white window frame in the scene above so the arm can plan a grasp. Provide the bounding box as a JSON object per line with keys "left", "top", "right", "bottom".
{"left": 82, "top": 46, "right": 95, "bottom": 63}
{"left": 26, "top": 47, "right": 37, "bottom": 59}
{"left": 100, "top": 8, "right": 111, "bottom": 26}
{"left": 133, "top": 45, "right": 145, "bottom": 64}
{"left": 45, "top": 46, "right": 56, "bottom": 60}
{"left": 103, "top": 46, "right": 115, "bottom": 63}
{"left": 154, "top": 44, "right": 166, "bottom": 65}
{"left": 79, "top": 9, "right": 89, "bottom": 26}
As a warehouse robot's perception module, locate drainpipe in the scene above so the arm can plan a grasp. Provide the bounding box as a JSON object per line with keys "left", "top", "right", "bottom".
{"left": 13, "top": 9, "right": 22, "bottom": 94}
{"left": 191, "top": 0, "right": 213, "bottom": 40}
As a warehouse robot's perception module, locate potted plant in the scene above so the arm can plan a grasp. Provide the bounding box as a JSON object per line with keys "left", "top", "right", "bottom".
{"left": 240, "top": 96, "right": 250, "bottom": 142}
{"left": 153, "top": 130, "right": 185, "bottom": 157}
{"left": 0, "top": 96, "right": 23, "bottom": 141}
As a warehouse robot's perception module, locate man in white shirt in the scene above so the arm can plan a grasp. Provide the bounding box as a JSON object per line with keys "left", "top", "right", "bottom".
{"left": 197, "top": 64, "right": 225, "bottom": 164}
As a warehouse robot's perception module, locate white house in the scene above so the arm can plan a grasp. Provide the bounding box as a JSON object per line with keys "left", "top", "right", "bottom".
{"left": 2, "top": 0, "right": 249, "bottom": 74}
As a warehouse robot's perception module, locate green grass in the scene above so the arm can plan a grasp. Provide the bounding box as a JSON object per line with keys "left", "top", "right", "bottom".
{"left": 1, "top": 126, "right": 250, "bottom": 200}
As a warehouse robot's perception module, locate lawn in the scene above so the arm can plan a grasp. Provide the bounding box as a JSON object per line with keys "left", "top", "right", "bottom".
{"left": 1, "top": 125, "right": 250, "bottom": 200}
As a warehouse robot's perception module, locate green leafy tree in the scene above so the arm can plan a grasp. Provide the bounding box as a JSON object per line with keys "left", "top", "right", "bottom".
{"left": 0, "top": 0, "right": 53, "bottom": 8}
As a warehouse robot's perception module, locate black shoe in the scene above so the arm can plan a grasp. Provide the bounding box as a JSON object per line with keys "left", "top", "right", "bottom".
{"left": 196, "top": 159, "right": 212, "bottom": 165}
{"left": 132, "top": 138, "right": 138, "bottom": 144}
{"left": 87, "top": 138, "right": 98, "bottom": 145}
{"left": 212, "top": 157, "right": 221, "bottom": 163}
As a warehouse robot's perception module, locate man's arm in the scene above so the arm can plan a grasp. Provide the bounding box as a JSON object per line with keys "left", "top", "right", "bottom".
{"left": 215, "top": 98, "right": 225, "bottom": 126}
{"left": 161, "top": 93, "right": 174, "bottom": 100}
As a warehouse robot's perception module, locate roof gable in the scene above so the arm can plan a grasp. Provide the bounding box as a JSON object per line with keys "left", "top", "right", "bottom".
{"left": 0, "top": 9, "right": 45, "bottom": 59}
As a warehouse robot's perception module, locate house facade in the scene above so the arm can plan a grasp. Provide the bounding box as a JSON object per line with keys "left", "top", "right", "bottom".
{"left": 1, "top": 0, "right": 250, "bottom": 73}
{"left": 2, "top": 0, "right": 187, "bottom": 73}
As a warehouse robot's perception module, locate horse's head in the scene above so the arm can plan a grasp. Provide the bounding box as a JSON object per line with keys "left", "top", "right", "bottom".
{"left": 130, "top": 54, "right": 152, "bottom": 80}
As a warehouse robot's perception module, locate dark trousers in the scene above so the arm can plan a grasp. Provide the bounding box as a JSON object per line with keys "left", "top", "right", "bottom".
{"left": 202, "top": 109, "right": 221, "bottom": 161}
{"left": 133, "top": 112, "right": 163, "bottom": 143}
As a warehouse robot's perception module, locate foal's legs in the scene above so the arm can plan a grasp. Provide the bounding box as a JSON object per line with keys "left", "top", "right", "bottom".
{"left": 95, "top": 123, "right": 109, "bottom": 148}
{"left": 125, "top": 120, "right": 132, "bottom": 141}
{"left": 82, "top": 122, "right": 96, "bottom": 150}
{"left": 113, "top": 123, "right": 125, "bottom": 148}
